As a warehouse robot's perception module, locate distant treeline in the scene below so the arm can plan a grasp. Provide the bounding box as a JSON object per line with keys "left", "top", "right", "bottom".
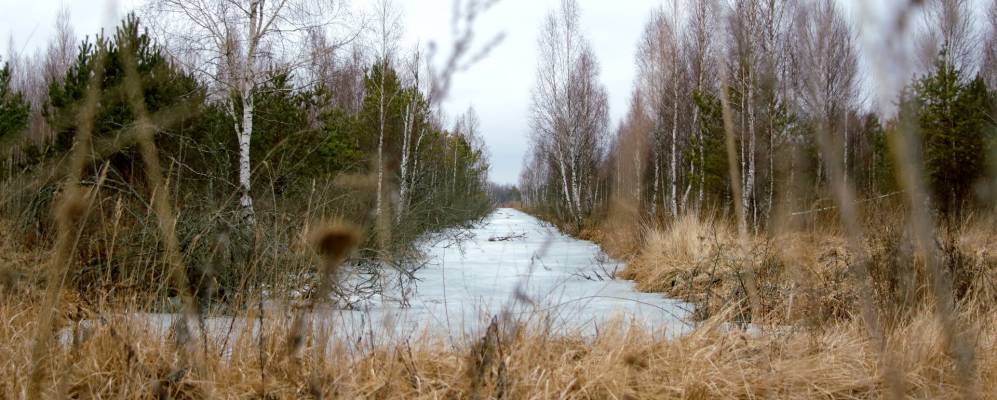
{"left": 520, "top": 0, "right": 997, "bottom": 231}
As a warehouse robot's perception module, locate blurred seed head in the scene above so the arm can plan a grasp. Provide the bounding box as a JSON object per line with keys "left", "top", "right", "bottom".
{"left": 307, "top": 221, "right": 362, "bottom": 265}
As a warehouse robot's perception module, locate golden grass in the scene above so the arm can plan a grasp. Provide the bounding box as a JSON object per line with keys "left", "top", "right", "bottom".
{"left": 607, "top": 211, "right": 997, "bottom": 329}
{"left": 1, "top": 288, "right": 995, "bottom": 399}
{"left": 1, "top": 207, "right": 996, "bottom": 398}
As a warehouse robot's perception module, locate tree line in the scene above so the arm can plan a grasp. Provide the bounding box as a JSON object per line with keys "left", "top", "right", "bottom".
{"left": 521, "top": 0, "right": 997, "bottom": 232}
{"left": 0, "top": 0, "right": 493, "bottom": 298}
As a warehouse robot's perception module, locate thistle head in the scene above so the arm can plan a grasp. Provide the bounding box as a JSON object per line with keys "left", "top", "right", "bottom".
{"left": 307, "top": 221, "right": 362, "bottom": 265}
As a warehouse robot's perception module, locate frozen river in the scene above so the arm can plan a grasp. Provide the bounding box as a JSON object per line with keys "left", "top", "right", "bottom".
{"left": 101, "top": 208, "right": 690, "bottom": 346}
{"left": 323, "top": 208, "right": 691, "bottom": 341}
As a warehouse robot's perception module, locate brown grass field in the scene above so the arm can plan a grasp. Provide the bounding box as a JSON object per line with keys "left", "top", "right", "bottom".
{"left": 2, "top": 206, "right": 996, "bottom": 399}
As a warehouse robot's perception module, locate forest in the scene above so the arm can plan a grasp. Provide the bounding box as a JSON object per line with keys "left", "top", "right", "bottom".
{"left": 1, "top": 0, "right": 997, "bottom": 398}
{"left": 521, "top": 0, "right": 996, "bottom": 231}
{"left": 0, "top": 2, "right": 493, "bottom": 302}
{"left": 518, "top": 0, "right": 997, "bottom": 397}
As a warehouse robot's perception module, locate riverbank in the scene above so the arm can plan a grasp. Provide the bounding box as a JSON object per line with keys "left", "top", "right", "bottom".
{"left": 3, "top": 285, "right": 994, "bottom": 398}
{"left": 524, "top": 206, "right": 997, "bottom": 397}
{"left": 580, "top": 212, "right": 997, "bottom": 327}
{"left": 4, "top": 209, "right": 997, "bottom": 398}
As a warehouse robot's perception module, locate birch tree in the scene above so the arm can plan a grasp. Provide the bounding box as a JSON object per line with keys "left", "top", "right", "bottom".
{"left": 724, "top": 1, "right": 761, "bottom": 232}
{"left": 396, "top": 51, "right": 426, "bottom": 223}
{"left": 794, "top": 0, "right": 859, "bottom": 183}
{"left": 528, "top": 0, "right": 609, "bottom": 226}
{"left": 722, "top": 0, "right": 791, "bottom": 231}
{"left": 146, "top": 0, "right": 350, "bottom": 225}
{"left": 918, "top": 0, "right": 980, "bottom": 78}
{"left": 684, "top": 0, "right": 718, "bottom": 212}
{"left": 372, "top": 0, "right": 403, "bottom": 232}
{"left": 609, "top": 88, "right": 651, "bottom": 221}
{"left": 638, "top": 5, "right": 687, "bottom": 218}
{"left": 983, "top": 0, "right": 997, "bottom": 88}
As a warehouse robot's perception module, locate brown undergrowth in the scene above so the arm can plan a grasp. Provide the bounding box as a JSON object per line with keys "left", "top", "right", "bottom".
{"left": 1, "top": 285, "right": 996, "bottom": 398}
{"left": 3, "top": 212, "right": 996, "bottom": 398}
{"left": 586, "top": 210, "right": 997, "bottom": 329}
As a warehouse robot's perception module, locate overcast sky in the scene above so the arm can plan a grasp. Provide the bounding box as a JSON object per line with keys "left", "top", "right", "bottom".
{"left": 0, "top": 0, "right": 952, "bottom": 185}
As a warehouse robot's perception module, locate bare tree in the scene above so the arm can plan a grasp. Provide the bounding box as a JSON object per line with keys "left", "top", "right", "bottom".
{"left": 528, "top": 0, "right": 608, "bottom": 226}
{"left": 396, "top": 47, "right": 428, "bottom": 223}
{"left": 145, "top": 0, "right": 351, "bottom": 225}
{"left": 4, "top": 8, "right": 76, "bottom": 147}
{"left": 608, "top": 88, "right": 651, "bottom": 223}
{"left": 723, "top": 0, "right": 761, "bottom": 233}
{"left": 794, "top": 0, "right": 859, "bottom": 183}
{"left": 983, "top": 0, "right": 997, "bottom": 88}
{"left": 917, "top": 0, "right": 980, "bottom": 77}
{"left": 373, "top": 0, "right": 403, "bottom": 232}
{"left": 720, "top": 0, "right": 791, "bottom": 232}
{"left": 684, "top": 0, "right": 718, "bottom": 212}
{"left": 638, "top": 5, "right": 688, "bottom": 218}
{"left": 45, "top": 7, "right": 77, "bottom": 86}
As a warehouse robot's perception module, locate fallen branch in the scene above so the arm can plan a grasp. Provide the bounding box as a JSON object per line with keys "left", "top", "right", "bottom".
{"left": 488, "top": 232, "right": 527, "bottom": 242}
{"left": 790, "top": 191, "right": 905, "bottom": 216}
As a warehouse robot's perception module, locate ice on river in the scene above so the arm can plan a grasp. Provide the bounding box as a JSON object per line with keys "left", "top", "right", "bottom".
{"left": 299, "top": 208, "right": 691, "bottom": 342}
{"left": 83, "top": 208, "right": 691, "bottom": 346}
{"left": 379, "top": 208, "right": 691, "bottom": 333}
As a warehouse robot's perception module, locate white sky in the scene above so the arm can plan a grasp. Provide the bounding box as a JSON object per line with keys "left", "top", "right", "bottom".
{"left": 0, "top": 0, "right": 964, "bottom": 185}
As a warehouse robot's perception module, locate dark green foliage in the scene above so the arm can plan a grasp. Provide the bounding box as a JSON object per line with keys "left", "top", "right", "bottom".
{"left": 45, "top": 14, "right": 205, "bottom": 163}
{"left": 4, "top": 15, "right": 493, "bottom": 306}
{"left": 0, "top": 60, "right": 30, "bottom": 141}
{"left": 691, "top": 90, "right": 730, "bottom": 207}
{"left": 908, "top": 51, "right": 995, "bottom": 217}
{"left": 318, "top": 107, "right": 364, "bottom": 172}
{"left": 245, "top": 71, "right": 318, "bottom": 193}
{"left": 357, "top": 61, "right": 405, "bottom": 156}
{"left": 863, "top": 114, "right": 898, "bottom": 194}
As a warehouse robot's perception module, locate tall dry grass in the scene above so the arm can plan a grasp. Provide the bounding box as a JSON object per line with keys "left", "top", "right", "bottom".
{"left": 1, "top": 281, "right": 995, "bottom": 399}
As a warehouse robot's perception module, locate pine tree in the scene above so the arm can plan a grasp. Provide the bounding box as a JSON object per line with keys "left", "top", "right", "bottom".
{"left": 0, "top": 60, "right": 30, "bottom": 140}
{"left": 912, "top": 49, "right": 994, "bottom": 217}
{"left": 44, "top": 14, "right": 206, "bottom": 176}
{"left": 691, "top": 89, "right": 730, "bottom": 207}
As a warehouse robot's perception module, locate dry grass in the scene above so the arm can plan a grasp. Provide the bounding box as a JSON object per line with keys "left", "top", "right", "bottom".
{"left": 3, "top": 210, "right": 996, "bottom": 399}
{"left": 1, "top": 281, "right": 995, "bottom": 399}
{"left": 605, "top": 209, "right": 997, "bottom": 329}
{"left": 2, "top": 198, "right": 996, "bottom": 398}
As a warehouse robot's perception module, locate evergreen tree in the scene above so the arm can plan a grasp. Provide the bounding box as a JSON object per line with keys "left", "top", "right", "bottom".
{"left": 0, "top": 59, "right": 30, "bottom": 140}
{"left": 44, "top": 14, "right": 206, "bottom": 170}
{"left": 691, "top": 90, "right": 730, "bottom": 207}
{"left": 317, "top": 107, "right": 364, "bottom": 173}
{"left": 911, "top": 50, "right": 994, "bottom": 217}
{"left": 863, "top": 114, "right": 897, "bottom": 195}
{"left": 357, "top": 61, "right": 405, "bottom": 157}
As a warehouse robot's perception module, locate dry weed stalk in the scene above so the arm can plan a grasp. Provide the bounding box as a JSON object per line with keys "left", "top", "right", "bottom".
{"left": 717, "top": 65, "right": 763, "bottom": 326}
{"left": 278, "top": 220, "right": 361, "bottom": 396}
{"left": 26, "top": 41, "right": 107, "bottom": 400}
{"left": 891, "top": 104, "right": 978, "bottom": 398}
{"left": 117, "top": 30, "right": 214, "bottom": 394}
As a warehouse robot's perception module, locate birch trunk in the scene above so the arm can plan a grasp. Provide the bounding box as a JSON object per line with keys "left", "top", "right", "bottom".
{"left": 397, "top": 102, "right": 413, "bottom": 223}
{"left": 745, "top": 70, "right": 757, "bottom": 232}
{"left": 694, "top": 106, "right": 704, "bottom": 211}
{"left": 651, "top": 147, "right": 660, "bottom": 218}
{"left": 238, "top": 88, "right": 255, "bottom": 225}
{"left": 375, "top": 61, "right": 387, "bottom": 222}
{"left": 236, "top": 0, "right": 261, "bottom": 226}
{"left": 669, "top": 77, "right": 679, "bottom": 217}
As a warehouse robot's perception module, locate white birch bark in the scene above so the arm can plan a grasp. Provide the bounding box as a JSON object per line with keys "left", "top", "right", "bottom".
{"left": 397, "top": 101, "right": 414, "bottom": 223}
{"left": 669, "top": 70, "right": 679, "bottom": 217}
